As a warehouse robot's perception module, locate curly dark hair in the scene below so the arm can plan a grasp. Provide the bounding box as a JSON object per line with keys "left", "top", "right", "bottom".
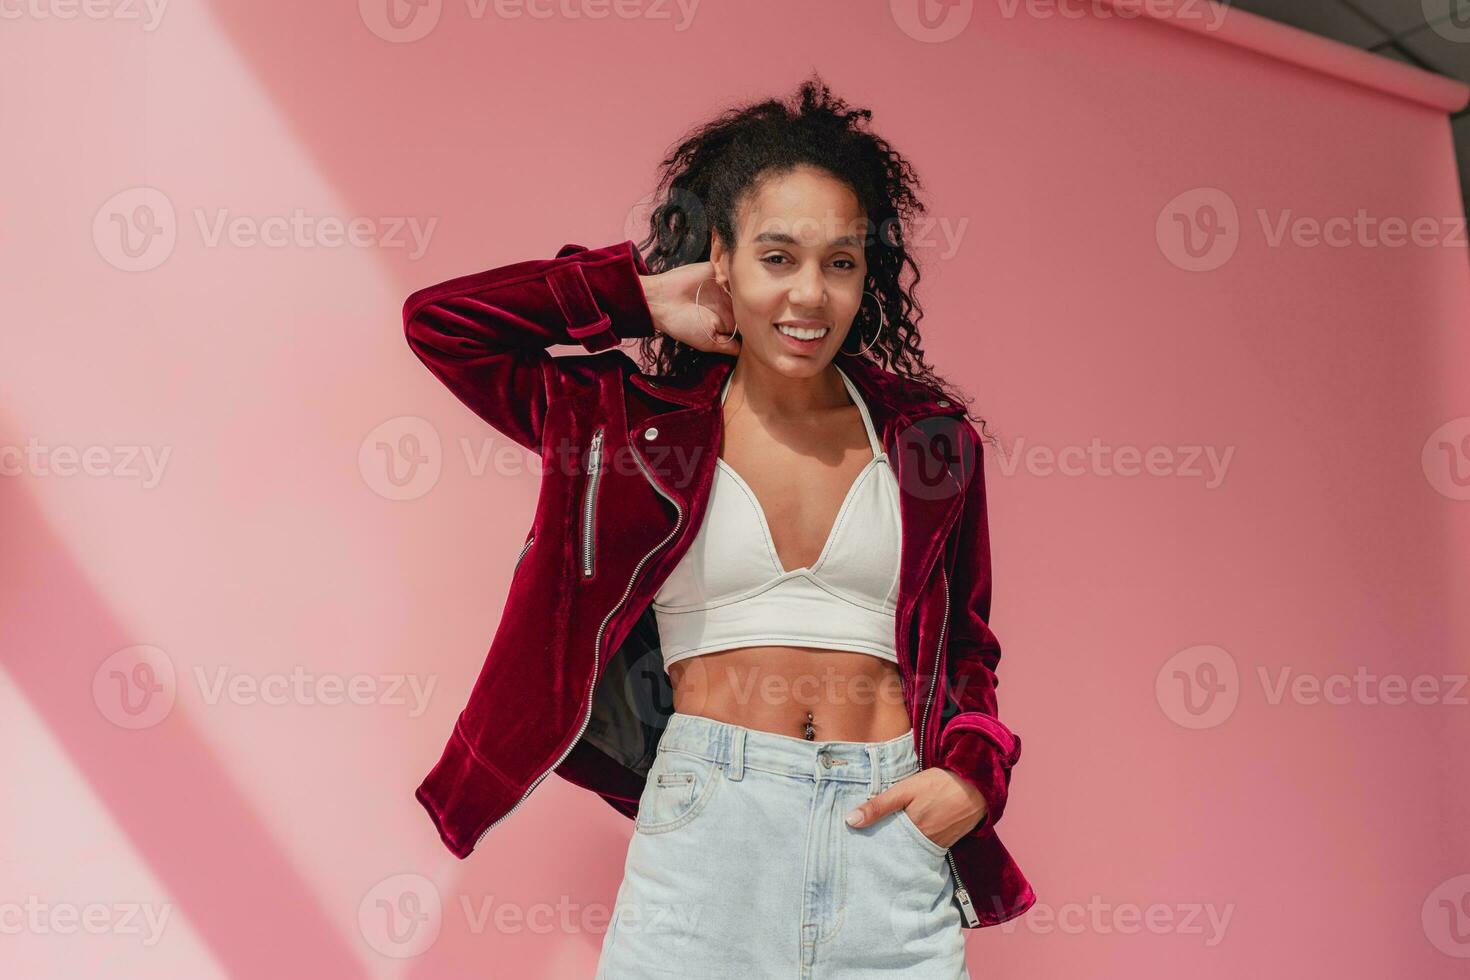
{"left": 631, "top": 72, "right": 994, "bottom": 445}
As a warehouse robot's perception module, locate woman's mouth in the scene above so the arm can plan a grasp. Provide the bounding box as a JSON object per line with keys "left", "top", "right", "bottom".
{"left": 774, "top": 321, "right": 830, "bottom": 353}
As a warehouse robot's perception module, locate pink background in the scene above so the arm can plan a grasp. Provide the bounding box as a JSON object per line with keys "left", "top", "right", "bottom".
{"left": 3, "top": 0, "right": 1468, "bottom": 976}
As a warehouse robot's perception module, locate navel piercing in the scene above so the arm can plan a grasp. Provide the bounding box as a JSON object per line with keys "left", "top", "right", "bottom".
{"left": 803, "top": 711, "right": 816, "bottom": 741}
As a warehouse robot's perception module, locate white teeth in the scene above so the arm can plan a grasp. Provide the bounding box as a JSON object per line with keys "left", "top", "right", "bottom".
{"left": 776, "top": 323, "right": 829, "bottom": 341}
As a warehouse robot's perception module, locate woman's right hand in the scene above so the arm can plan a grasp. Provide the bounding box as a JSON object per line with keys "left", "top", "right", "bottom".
{"left": 638, "top": 262, "right": 741, "bottom": 354}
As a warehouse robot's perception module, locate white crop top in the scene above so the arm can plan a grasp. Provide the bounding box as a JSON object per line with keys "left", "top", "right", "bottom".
{"left": 652, "top": 364, "right": 903, "bottom": 669}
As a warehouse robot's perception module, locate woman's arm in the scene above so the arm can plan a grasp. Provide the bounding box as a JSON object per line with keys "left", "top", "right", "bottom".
{"left": 402, "top": 241, "right": 656, "bottom": 451}
{"left": 934, "top": 428, "right": 1023, "bottom": 839}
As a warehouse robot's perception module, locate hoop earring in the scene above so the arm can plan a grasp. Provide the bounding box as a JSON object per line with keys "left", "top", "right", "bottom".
{"left": 841, "top": 290, "right": 885, "bottom": 357}
{"left": 694, "top": 277, "right": 739, "bottom": 346}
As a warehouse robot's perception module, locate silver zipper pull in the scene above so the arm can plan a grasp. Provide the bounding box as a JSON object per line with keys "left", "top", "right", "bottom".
{"left": 954, "top": 880, "right": 980, "bottom": 927}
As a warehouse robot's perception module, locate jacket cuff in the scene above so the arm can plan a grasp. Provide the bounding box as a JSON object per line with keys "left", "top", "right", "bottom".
{"left": 934, "top": 714, "right": 1022, "bottom": 839}
{"left": 415, "top": 717, "right": 523, "bottom": 858}
{"left": 550, "top": 240, "right": 656, "bottom": 353}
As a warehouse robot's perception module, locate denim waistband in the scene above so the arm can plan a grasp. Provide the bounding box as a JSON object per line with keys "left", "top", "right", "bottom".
{"left": 657, "top": 711, "right": 920, "bottom": 795}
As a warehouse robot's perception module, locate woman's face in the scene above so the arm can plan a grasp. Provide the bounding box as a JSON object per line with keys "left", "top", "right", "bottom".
{"left": 709, "top": 166, "right": 869, "bottom": 378}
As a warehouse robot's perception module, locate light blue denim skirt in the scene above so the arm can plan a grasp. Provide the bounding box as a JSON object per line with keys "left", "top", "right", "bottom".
{"left": 594, "top": 710, "right": 970, "bottom": 979}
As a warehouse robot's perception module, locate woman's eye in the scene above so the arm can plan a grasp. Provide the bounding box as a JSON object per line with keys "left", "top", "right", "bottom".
{"left": 761, "top": 255, "right": 858, "bottom": 270}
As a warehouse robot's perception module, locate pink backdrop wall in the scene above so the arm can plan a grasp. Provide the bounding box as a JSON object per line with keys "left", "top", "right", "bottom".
{"left": 3, "top": 0, "right": 1468, "bottom": 977}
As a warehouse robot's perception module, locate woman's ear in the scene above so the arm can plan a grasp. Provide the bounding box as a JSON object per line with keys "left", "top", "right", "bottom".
{"left": 708, "top": 229, "right": 728, "bottom": 283}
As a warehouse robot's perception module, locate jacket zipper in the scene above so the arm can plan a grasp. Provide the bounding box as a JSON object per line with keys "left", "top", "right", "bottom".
{"left": 580, "top": 427, "right": 605, "bottom": 578}
{"left": 473, "top": 428, "right": 684, "bottom": 849}
{"left": 917, "top": 566, "right": 980, "bottom": 927}
{"left": 513, "top": 534, "right": 535, "bottom": 572}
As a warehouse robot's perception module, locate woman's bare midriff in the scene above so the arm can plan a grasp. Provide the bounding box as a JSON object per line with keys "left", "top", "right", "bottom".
{"left": 668, "top": 644, "right": 912, "bottom": 743}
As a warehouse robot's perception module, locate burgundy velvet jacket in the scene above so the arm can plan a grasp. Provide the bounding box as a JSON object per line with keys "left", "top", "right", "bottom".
{"left": 403, "top": 239, "right": 1035, "bottom": 928}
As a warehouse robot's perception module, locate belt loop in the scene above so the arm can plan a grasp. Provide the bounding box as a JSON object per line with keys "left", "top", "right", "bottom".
{"left": 867, "top": 744, "right": 882, "bottom": 797}
{"left": 726, "top": 726, "right": 746, "bottom": 781}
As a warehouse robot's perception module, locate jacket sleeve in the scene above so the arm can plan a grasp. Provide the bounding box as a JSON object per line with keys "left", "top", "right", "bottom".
{"left": 402, "top": 240, "right": 657, "bottom": 451}
{"left": 934, "top": 425, "right": 1022, "bottom": 839}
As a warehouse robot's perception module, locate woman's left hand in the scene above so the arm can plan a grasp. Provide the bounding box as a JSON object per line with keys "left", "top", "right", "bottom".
{"left": 844, "top": 767, "right": 987, "bottom": 849}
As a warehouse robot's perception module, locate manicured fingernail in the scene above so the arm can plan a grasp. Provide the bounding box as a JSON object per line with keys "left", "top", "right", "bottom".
{"left": 845, "top": 809, "right": 862, "bottom": 826}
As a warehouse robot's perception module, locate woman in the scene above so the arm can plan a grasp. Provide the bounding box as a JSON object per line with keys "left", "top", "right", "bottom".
{"left": 404, "top": 75, "right": 1032, "bottom": 978}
